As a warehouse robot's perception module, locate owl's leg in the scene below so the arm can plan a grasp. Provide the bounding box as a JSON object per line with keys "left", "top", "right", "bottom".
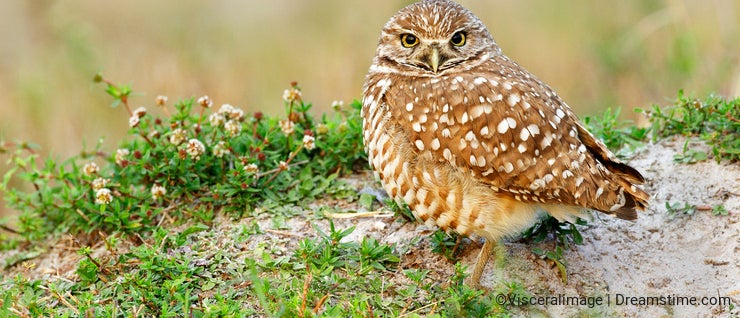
{"left": 468, "top": 239, "right": 496, "bottom": 288}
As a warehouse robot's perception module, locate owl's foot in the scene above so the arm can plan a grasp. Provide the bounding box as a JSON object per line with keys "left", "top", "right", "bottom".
{"left": 467, "top": 239, "right": 496, "bottom": 289}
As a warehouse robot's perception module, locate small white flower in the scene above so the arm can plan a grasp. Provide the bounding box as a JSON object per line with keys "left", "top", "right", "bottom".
{"left": 169, "top": 128, "right": 186, "bottom": 145}
{"left": 151, "top": 184, "right": 167, "bottom": 200}
{"left": 302, "top": 135, "right": 315, "bottom": 150}
{"left": 95, "top": 188, "right": 113, "bottom": 205}
{"left": 218, "top": 104, "right": 235, "bottom": 115}
{"left": 186, "top": 139, "right": 206, "bottom": 160}
{"left": 156, "top": 95, "right": 168, "bottom": 106}
{"left": 282, "top": 88, "right": 302, "bottom": 103}
{"left": 83, "top": 162, "right": 100, "bottom": 176}
{"left": 115, "top": 149, "right": 130, "bottom": 166}
{"left": 212, "top": 141, "right": 230, "bottom": 158}
{"left": 316, "top": 123, "right": 329, "bottom": 135}
{"left": 197, "top": 95, "right": 213, "bottom": 108}
{"left": 331, "top": 100, "right": 343, "bottom": 110}
{"left": 228, "top": 107, "right": 244, "bottom": 121}
{"left": 92, "top": 177, "right": 109, "bottom": 191}
{"left": 209, "top": 113, "right": 225, "bottom": 127}
{"left": 244, "top": 163, "right": 259, "bottom": 173}
{"left": 278, "top": 161, "right": 289, "bottom": 171}
{"left": 133, "top": 106, "right": 147, "bottom": 118}
{"left": 279, "top": 119, "right": 295, "bottom": 135}
{"left": 225, "top": 120, "right": 241, "bottom": 136}
{"left": 129, "top": 115, "right": 140, "bottom": 127}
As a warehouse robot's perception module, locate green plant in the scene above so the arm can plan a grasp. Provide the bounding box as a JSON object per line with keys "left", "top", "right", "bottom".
{"left": 0, "top": 76, "right": 366, "bottom": 244}
{"left": 583, "top": 107, "right": 648, "bottom": 155}
{"left": 712, "top": 204, "right": 729, "bottom": 216}
{"left": 665, "top": 201, "right": 696, "bottom": 219}
{"left": 430, "top": 229, "right": 463, "bottom": 261}
{"left": 532, "top": 246, "right": 568, "bottom": 283}
{"left": 641, "top": 91, "right": 740, "bottom": 162}
{"left": 521, "top": 217, "right": 586, "bottom": 249}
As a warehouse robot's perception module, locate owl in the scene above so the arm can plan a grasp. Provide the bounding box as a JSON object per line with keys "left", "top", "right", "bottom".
{"left": 361, "top": 0, "right": 649, "bottom": 287}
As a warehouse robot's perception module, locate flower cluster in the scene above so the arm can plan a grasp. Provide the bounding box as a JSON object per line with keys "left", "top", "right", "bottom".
{"left": 186, "top": 139, "right": 206, "bottom": 160}
{"left": 83, "top": 162, "right": 100, "bottom": 176}
{"left": 282, "top": 87, "right": 302, "bottom": 104}
{"left": 80, "top": 79, "right": 359, "bottom": 214}
{"left": 151, "top": 184, "right": 167, "bottom": 200}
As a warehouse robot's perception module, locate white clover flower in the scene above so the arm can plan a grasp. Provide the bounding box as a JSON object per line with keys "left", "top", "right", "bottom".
{"left": 133, "top": 106, "right": 147, "bottom": 118}
{"left": 151, "top": 184, "right": 167, "bottom": 200}
{"left": 115, "top": 149, "right": 130, "bottom": 166}
{"left": 282, "top": 88, "right": 302, "bottom": 103}
{"left": 244, "top": 163, "right": 259, "bottom": 173}
{"left": 129, "top": 115, "right": 140, "bottom": 128}
{"left": 225, "top": 120, "right": 241, "bottom": 136}
{"left": 186, "top": 139, "right": 206, "bottom": 160}
{"left": 212, "top": 141, "right": 230, "bottom": 158}
{"left": 92, "top": 177, "right": 109, "bottom": 191}
{"left": 95, "top": 188, "right": 113, "bottom": 205}
{"left": 279, "top": 119, "right": 295, "bottom": 135}
{"left": 208, "top": 113, "right": 225, "bottom": 127}
{"left": 156, "top": 95, "right": 168, "bottom": 106}
{"left": 302, "top": 135, "right": 315, "bottom": 151}
{"left": 331, "top": 100, "right": 343, "bottom": 110}
{"left": 83, "top": 162, "right": 100, "bottom": 176}
{"left": 278, "top": 161, "right": 289, "bottom": 171}
{"left": 197, "top": 95, "right": 213, "bottom": 108}
{"left": 169, "top": 128, "right": 186, "bottom": 145}
{"left": 218, "top": 104, "right": 235, "bottom": 115}
{"left": 228, "top": 107, "right": 244, "bottom": 121}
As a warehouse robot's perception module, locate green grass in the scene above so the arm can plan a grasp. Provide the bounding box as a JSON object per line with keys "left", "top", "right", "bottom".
{"left": 0, "top": 78, "right": 738, "bottom": 316}
{"left": 641, "top": 91, "right": 740, "bottom": 162}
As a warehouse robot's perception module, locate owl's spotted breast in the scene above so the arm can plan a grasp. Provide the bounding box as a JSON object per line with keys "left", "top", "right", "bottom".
{"left": 362, "top": 77, "right": 549, "bottom": 239}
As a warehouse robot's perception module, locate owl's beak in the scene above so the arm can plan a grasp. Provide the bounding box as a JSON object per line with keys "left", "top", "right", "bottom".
{"left": 429, "top": 47, "right": 440, "bottom": 73}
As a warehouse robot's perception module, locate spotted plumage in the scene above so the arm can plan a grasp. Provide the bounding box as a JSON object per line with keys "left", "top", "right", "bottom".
{"left": 362, "top": 0, "right": 648, "bottom": 287}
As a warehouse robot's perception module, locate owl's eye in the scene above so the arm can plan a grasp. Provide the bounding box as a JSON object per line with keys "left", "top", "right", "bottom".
{"left": 450, "top": 32, "right": 466, "bottom": 46}
{"left": 401, "top": 34, "right": 419, "bottom": 48}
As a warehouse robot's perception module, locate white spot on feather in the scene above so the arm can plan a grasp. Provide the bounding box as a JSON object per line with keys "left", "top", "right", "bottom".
{"left": 497, "top": 117, "right": 517, "bottom": 134}
{"left": 506, "top": 93, "right": 521, "bottom": 107}
{"left": 431, "top": 138, "right": 440, "bottom": 150}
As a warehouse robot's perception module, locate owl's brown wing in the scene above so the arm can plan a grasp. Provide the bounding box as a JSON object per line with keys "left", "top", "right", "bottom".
{"left": 380, "top": 56, "right": 648, "bottom": 219}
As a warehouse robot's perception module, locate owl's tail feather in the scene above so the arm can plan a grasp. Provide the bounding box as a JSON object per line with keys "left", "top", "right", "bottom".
{"left": 575, "top": 123, "right": 649, "bottom": 220}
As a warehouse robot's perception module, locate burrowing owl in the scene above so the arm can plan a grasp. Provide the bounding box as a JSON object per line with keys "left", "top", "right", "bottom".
{"left": 361, "top": 0, "right": 649, "bottom": 287}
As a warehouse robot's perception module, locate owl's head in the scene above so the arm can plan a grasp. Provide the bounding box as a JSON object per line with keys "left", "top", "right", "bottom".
{"left": 374, "top": 0, "right": 500, "bottom": 75}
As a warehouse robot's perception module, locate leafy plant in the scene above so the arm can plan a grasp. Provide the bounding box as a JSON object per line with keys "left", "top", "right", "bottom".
{"left": 532, "top": 246, "right": 568, "bottom": 283}
{"left": 0, "top": 76, "right": 367, "bottom": 243}
{"left": 665, "top": 201, "right": 696, "bottom": 219}
{"left": 641, "top": 91, "right": 740, "bottom": 162}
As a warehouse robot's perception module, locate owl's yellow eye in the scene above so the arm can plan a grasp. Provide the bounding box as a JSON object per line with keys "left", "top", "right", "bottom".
{"left": 450, "top": 32, "right": 466, "bottom": 46}
{"left": 401, "top": 34, "right": 419, "bottom": 48}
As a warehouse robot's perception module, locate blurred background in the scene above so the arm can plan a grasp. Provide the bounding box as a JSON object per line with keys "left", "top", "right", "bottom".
{"left": 0, "top": 0, "right": 738, "bottom": 218}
